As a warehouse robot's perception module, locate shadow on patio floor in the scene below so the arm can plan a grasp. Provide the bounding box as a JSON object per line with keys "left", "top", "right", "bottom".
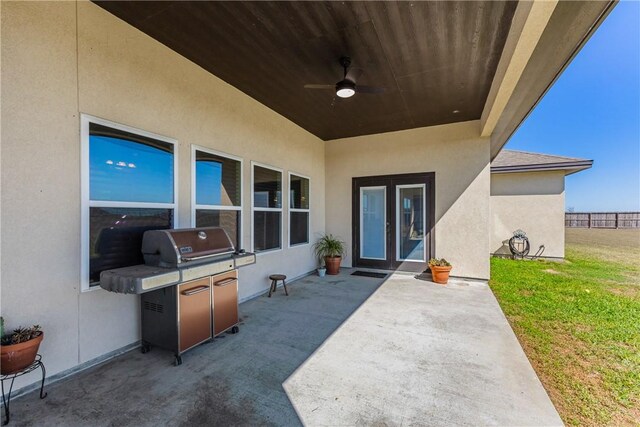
{"left": 8, "top": 269, "right": 385, "bottom": 427}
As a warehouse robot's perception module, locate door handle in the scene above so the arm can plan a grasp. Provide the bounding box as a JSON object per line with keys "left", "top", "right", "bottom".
{"left": 181, "top": 285, "right": 209, "bottom": 296}
{"left": 214, "top": 278, "right": 237, "bottom": 287}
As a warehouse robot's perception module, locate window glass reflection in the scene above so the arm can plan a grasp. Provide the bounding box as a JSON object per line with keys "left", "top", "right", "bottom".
{"left": 89, "top": 207, "right": 172, "bottom": 284}
{"left": 196, "top": 209, "right": 240, "bottom": 248}
{"left": 290, "top": 175, "right": 309, "bottom": 209}
{"left": 290, "top": 211, "right": 309, "bottom": 245}
{"left": 253, "top": 166, "right": 282, "bottom": 208}
{"left": 254, "top": 211, "right": 281, "bottom": 251}
{"left": 89, "top": 124, "right": 174, "bottom": 203}
{"left": 196, "top": 151, "right": 241, "bottom": 206}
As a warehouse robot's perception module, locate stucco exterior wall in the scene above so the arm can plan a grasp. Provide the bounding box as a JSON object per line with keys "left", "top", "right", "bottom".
{"left": 1, "top": 1, "right": 324, "bottom": 387}
{"left": 490, "top": 171, "right": 565, "bottom": 258}
{"left": 325, "top": 122, "right": 491, "bottom": 280}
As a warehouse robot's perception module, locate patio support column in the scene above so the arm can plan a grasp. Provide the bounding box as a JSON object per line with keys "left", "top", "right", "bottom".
{"left": 480, "top": 0, "right": 558, "bottom": 138}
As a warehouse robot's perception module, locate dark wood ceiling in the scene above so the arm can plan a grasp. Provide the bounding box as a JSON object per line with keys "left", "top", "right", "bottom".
{"left": 94, "top": 1, "right": 517, "bottom": 140}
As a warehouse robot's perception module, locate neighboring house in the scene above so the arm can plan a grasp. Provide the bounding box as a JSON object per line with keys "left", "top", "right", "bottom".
{"left": 490, "top": 150, "right": 593, "bottom": 259}
{"left": 1, "top": 1, "right": 613, "bottom": 390}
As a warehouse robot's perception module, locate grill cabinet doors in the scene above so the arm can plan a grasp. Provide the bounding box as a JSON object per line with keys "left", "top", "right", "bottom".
{"left": 178, "top": 278, "right": 212, "bottom": 352}
{"left": 141, "top": 271, "right": 240, "bottom": 362}
{"left": 212, "top": 270, "right": 239, "bottom": 335}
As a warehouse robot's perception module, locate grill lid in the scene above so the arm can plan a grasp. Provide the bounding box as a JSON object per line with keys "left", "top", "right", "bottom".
{"left": 141, "top": 227, "right": 235, "bottom": 268}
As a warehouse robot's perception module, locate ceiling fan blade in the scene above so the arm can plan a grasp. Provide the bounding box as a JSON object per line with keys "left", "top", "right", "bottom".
{"left": 356, "top": 85, "right": 385, "bottom": 94}
{"left": 345, "top": 67, "right": 363, "bottom": 83}
{"left": 304, "top": 84, "right": 335, "bottom": 90}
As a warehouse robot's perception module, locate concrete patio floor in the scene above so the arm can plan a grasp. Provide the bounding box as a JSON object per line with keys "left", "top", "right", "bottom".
{"left": 7, "top": 270, "right": 562, "bottom": 426}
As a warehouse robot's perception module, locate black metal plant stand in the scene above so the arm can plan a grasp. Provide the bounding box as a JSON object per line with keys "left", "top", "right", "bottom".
{"left": 1, "top": 354, "right": 47, "bottom": 425}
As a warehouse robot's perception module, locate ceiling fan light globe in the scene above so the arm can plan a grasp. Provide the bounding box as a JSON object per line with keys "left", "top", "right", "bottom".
{"left": 336, "top": 80, "right": 356, "bottom": 98}
{"left": 336, "top": 88, "right": 355, "bottom": 98}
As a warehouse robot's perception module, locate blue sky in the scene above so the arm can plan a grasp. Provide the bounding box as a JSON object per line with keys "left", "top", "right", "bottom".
{"left": 505, "top": 0, "right": 640, "bottom": 212}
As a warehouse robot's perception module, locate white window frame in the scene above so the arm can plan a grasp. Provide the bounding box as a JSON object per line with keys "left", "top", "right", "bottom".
{"left": 251, "top": 161, "right": 284, "bottom": 254}
{"left": 359, "top": 186, "right": 387, "bottom": 261}
{"left": 395, "top": 183, "right": 427, "bottom": 263}
{"left": 288, "top": 171, "right": 311, "bottom": 248}
{"left": 80, "top": 114, "right": 178, "bottom": 292}
{"left": 191, "top": 145, "right": 243, "bottom": 249}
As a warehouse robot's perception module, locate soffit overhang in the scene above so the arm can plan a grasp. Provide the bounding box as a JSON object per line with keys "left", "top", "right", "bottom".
{"left": 92, "top": 1, "right": 616, "bottom": 150}
{"left": 93, "top": 1, "right": 518, "bottom": 141}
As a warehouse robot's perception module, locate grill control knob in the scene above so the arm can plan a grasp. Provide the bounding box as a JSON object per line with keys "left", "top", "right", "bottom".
{"left": 198, "top": 231, "right": 207, "bottom": 240}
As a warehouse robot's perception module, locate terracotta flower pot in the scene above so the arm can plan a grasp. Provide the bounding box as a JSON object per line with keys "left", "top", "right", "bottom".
{"left": 430, "top": 265, "right": 452, "bottom": 285}
{"left": 1, "top": 332, "right": 43, "bottom": 374}
{"left": 324, "top": 256, "right": 342, "bottom": 275}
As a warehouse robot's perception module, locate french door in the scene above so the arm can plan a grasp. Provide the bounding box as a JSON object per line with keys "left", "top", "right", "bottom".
{"left": 352, "top": 172, "right": 435, "bottom": 272}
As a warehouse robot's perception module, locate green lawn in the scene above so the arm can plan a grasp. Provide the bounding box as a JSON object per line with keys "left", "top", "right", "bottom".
{"left": 490, "top": 230, "right": 640, "bottom": 426}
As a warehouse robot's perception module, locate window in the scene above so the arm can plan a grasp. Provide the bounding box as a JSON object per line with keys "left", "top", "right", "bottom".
{"left": 81, "top": 115, "right": 177, "bottom": 291}
{"left": 252, "top": 163, "right": 282, "bottom": 252}
{"left": 289, "top": 173, "right": 310, "bottom": 246}
{"left": 192, "top": 147, "right": 242, "bottom": 248}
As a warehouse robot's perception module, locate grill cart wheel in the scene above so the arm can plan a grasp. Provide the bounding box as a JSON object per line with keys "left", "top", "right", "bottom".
{"left": 231, "top": 326, "right": 239, "bottom": 334}
{"left": 174, "top": 355, "right": 182, "bottom": 366}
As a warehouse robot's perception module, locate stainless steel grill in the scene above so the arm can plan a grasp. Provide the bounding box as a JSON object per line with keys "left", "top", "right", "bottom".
{"left": 99, "top": 226, "right": 256, "bottom": 366}
{"left": 100, "top": 227, "right": 255, "bottom": 294}
{"left": 142, "top": 227, "right": 235, "bottom": 268}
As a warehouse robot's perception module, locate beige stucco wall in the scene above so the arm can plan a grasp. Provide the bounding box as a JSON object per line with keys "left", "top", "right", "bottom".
{"left": 1, "top": 1, "right": 324, "bottom": 387}
{"left": 490, "top": 171, "right": 565, "bottom": 258}
{"left": 325, "top": 121, "right": 491, "bottom": 280}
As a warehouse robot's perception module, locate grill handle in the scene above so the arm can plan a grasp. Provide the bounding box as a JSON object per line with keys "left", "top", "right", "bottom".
{"left": 181, "top": 250, "right": 234, "bottom": 262}
{"left": 214, "top": 278, "right": 237, "bottom": 287}
{"left": 181, "top": 285, "right": 210, "bottom": 296}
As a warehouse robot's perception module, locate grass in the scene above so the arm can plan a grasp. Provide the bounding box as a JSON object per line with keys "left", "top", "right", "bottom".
{"left": 490, "top": 228, "right": 640, "bottom": 426}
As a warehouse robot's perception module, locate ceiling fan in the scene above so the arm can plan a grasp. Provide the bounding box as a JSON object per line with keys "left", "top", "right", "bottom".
{"left": 304, "top": 56, "right": 385, "bottom": 99}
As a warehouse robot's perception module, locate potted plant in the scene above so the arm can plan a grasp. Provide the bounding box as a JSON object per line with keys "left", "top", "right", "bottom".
{"left": 313, "top": 234, "right": 345, "bottom": 275}
{"left": 429, "top": 258, "right": 452, "bottom": 285}
{"left": 1, "top": 323, "right": 44, "bottom": 374}
{"left": 317, "top": 263, "right": 327, "bottom": 277}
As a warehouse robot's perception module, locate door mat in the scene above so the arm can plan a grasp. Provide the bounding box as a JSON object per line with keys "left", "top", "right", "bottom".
{"left": 351, "top": 271, "right": 388, "bottom": 279}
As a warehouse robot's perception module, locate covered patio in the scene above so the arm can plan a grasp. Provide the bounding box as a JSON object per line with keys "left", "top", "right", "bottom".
{"left": 1, "top": 1, "right": 614, "bottom": 425}
{"left": 10, "top": 272, "right": 560, "bottom": 426}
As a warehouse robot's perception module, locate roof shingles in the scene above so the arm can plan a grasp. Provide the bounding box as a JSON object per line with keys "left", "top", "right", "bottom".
{"left": 491, "top": 150, "right": 593, "bottom": 174}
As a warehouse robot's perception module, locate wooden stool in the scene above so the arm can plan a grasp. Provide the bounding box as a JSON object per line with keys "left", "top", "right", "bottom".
{"left": 268, "top": 274, "right": 288, "bottom": 297}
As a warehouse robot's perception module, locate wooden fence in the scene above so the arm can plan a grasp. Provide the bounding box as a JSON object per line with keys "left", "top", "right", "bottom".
{"left": 565, "top": 212, "right": 640, "bottom": 229}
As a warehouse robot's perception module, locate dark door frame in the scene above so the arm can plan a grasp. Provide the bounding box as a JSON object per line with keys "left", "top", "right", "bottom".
{"left": 352, "top": 172, "right": 436, "bottom": 272}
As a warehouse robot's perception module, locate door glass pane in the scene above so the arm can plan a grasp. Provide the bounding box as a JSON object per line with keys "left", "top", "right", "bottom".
{"left": 361, "top": 187, "right": 386, "bottom": 259}
{"left": 398, "top": 186, "right": 425, "bottom": 261}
